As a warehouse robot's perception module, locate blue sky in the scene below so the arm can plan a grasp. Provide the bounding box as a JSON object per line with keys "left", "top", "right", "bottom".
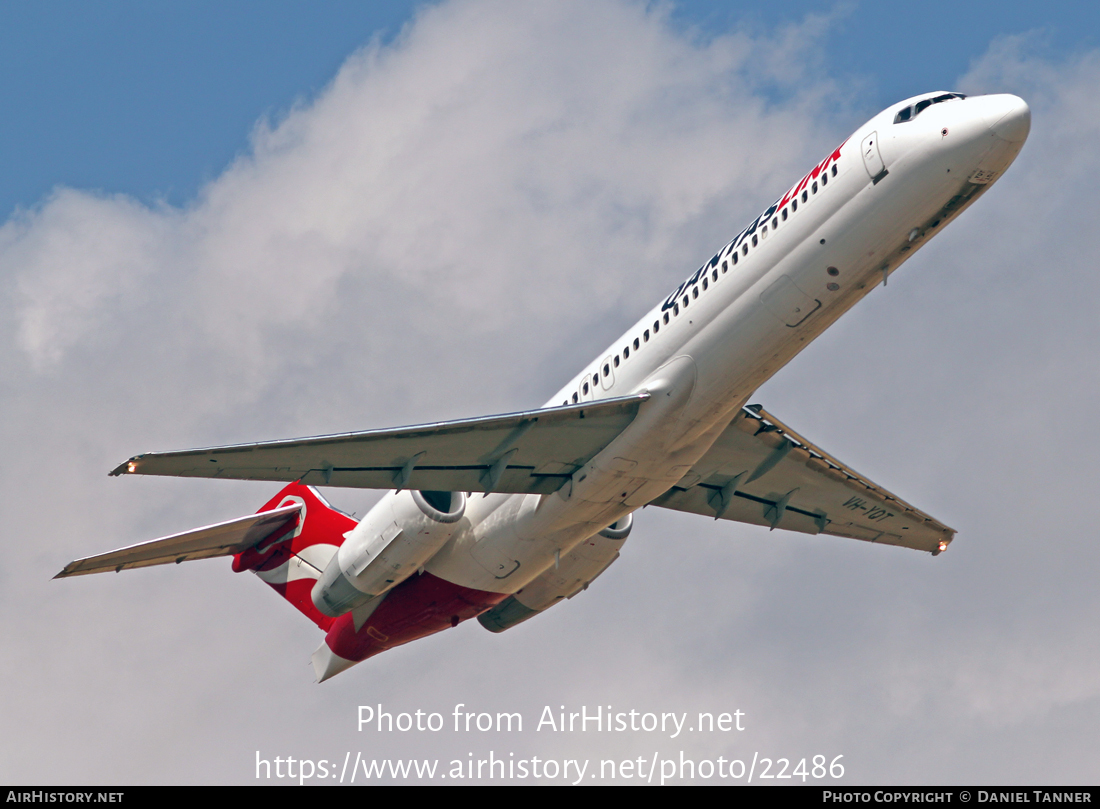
{"left": 2, "top": 1, "right": 1096, "bottom": 215}
{"left": 4, "top": 0, "right": 1100, "bottom": 786}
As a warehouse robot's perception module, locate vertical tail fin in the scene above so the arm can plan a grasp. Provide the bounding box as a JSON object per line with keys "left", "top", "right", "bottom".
{"left": 232, "top": 483, "right": 357, "bottom": 630}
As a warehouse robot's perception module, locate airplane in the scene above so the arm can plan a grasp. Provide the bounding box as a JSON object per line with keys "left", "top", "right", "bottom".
{"left": 57, "top": 91, "right": 1031, "bottom": 682}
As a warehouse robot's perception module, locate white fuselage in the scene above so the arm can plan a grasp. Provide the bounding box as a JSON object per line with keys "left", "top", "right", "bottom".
{"left": 408, "top": 92, "right": 1030, "bottom": 595}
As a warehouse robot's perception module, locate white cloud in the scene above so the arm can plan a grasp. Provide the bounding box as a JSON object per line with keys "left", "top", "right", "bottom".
{"left": 3, "top": 0, "right": 844, "bottom": 394}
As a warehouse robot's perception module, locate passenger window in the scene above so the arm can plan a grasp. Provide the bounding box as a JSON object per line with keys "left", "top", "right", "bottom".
{"left": 673, "top": 303, "right": 679, "bottom": 315}
{"left": 772, "top": 217, "right": 778, "bottom": 228}
{"left": 623, "top": 346, "right": 630, "bottom": 358}
{"left": 742, "top": 244, "right": 748, "bottom": 256}
{"left": 752, "top": 235, "right": 758, "bottom": 247}
{"left": 732, "top": 252, "right": 738, "bottom": 265}
{"left": 663, "top": 312, "right": 670, "bottom": 324}
{"left": 792, "top": 199, "right": 798, "bottom": 212}
{"left": 603, "top": 364, "right": 610, "bottom": 376}
{"left": 712, "top": 268, "right": 718, "bottom": 281}
{"left": 812, "top": 181, "right": 818, "bottom": 194}
{"left": 644, "top": 329, "right": 650, "bottom": 341}
{"left": 821, "top": 173, "right": 827, "bottom": 186}
{"left": 801, "top": 191, "right": 808, "bottom": 203}
{"left": 831, "top": 164, "right": 837, "bottom": 177}
{"left": 633, "top": 337, "right": 640, "bottom": 349}
{"left": 721, "top": 260, "right": 727, "bottom": 272}
{"left": 572, "top": 392, "right": 578, "bottom": 403}
{"left": 683, "top": 295, "right": 689, "bottom": 307}
{"left": 782, "top": 208, "right": 788, "bottom": 220}
{"left": 702, "top": 278, "right": 708, "bottom": 291}
{"left": 614, "top": 355, "right": 620, "bottom": 367}
{"left": 583, "top": 382, "right": 589, "bottom": 394}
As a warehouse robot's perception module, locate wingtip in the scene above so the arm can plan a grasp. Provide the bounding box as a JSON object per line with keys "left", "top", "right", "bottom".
{"left": 109, "top": 457, "right": 138, "bottom": 477}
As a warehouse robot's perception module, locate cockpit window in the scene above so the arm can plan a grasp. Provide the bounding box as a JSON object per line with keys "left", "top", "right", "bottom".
{"left": 893, "top": 93, "right": 966, "bottom": 124}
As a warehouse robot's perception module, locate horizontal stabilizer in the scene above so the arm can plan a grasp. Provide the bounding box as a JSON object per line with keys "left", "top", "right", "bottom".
{"left": 55, "top": 504, "right": 301, "bottom": 578}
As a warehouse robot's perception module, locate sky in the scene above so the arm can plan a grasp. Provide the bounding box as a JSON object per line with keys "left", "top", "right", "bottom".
{"left": 2, "top": 0, "right": 1099, "bottom": 786}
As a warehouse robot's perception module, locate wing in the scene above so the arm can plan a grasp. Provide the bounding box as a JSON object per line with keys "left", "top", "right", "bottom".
{"left": 110, "top": 394, "right": 649, "bottom": 495}
{"left": 55, "top": 504, "right": 302, "bottom": 577}
{"left": 649, "top": 404, "right": 954, "bottom": 554}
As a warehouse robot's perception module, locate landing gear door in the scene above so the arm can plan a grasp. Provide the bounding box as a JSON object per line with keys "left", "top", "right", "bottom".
{"left": 860, "top": 131, "right": 887, "bottom": 183}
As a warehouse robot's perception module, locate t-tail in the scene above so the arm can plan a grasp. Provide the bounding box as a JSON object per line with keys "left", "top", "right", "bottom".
{"left": 230, "top": 484, "right": 357, "bottom": 631}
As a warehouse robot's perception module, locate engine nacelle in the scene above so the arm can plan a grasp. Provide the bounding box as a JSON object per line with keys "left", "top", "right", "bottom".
{"left": 478, "top": 512, "right": 633, "bottom": 633}
{"left": 597, "top": 513, "right": 633, "bottom": 540}
{"left": 312, "top": 490, "right": 466, "bottom": 617}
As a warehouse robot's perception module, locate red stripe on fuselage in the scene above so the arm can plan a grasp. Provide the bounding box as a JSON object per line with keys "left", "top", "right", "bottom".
{"left": 323, "top": 572, "right": 507, "bottom": 662}
{"left": 778, "top": 139, "right": 848, "bottom": 209}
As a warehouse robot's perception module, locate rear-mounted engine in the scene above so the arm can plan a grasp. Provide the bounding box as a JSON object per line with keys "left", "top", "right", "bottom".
{"left": 312, "top": 489, "right": 466, "bottom": 617}
{"left": 478, "top": 512, "right": 633, "bottom": 633}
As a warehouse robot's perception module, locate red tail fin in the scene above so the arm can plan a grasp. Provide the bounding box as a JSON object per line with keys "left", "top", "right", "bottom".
{"left": 232, "top": 483, "right": 356, "bottom": 630}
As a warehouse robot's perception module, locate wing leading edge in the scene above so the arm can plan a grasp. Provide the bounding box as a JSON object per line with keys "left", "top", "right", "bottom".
{"left": 111, "top": 394, "right": 650, "bottom": 496}
{"left": 648, "top": 405, "right": 954, "bottom": 554}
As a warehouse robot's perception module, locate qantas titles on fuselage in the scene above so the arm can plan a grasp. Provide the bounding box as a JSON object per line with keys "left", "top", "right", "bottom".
{"left": 562, "top": 138, "right": 849, "bottom": 406}
{"left": 63, "top": 91, "right": 1031, "bottom": 682}
{"left": 664, "top": 141, "right": 846, "bottom": 313}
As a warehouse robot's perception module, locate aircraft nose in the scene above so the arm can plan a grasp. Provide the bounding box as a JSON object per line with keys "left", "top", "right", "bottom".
{"left": 984, "top": 94, "right": 1031, "bottom": 144}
